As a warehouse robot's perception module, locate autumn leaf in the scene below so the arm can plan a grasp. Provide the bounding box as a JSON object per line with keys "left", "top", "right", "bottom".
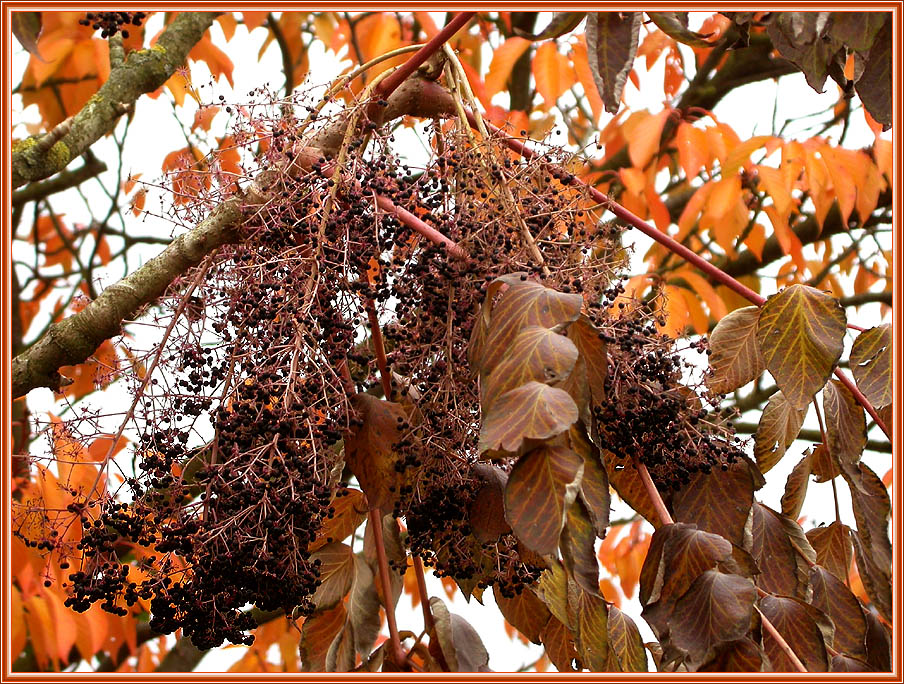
{"left": 585, "top": 12, "right": 642, "bottom": 114}
{"left": 504, "top": 444, "right": 583, "bottom": 555}
{"left": 485, "top": 37, "right": 531, "bottom": 99}
{"left": 756, "top": 285, "right": 846, "bottom": 410}
{"left": 707, "top": 305, "right": 764, "bottom": 395}
{"left": 532, "top": 42, "right": 574, "bottom": 108}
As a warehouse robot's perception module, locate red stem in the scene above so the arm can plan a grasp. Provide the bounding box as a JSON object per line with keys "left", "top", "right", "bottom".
{"left": 373, "top": 194, "right": 468, "bottom": 259}
{"left": 412, "top": 556, "right": 435, "bottom": 633}
{"left": 365, "top": 299, "right": 393, "bottom": 398}
{"left": 368, "top": 507, "right": 407, "bottom": 667}
{"left": 632, "top": 456, "right": 673, "bottom": 526}
{"left": 374, "top": 12, "right": 476, "bottom": 103}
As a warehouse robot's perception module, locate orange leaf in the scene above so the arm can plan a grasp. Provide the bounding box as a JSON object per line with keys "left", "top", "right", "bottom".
{"left": 189, "top": 35, "right": 234, "bottom": 87}
{"left": 675, "top": 268, "right": 727, "bottom": 321}
{"left": 24, "top": 595, "right": 55, "bottom": 669}
{"left": 679, "top": 286, "right": 710, "bottom": 335}
{"left": 43, "top": 586, "right": 78, "bottom": 665}
{"left": 485, "top": 37, "right": 531, "bottom": 99}
{"left": 676, "top": 122, "right": 708, "bottom": 179}
{"left": 743, "top": 222, "right": 766, "bottom": 261}
{"left": 657, "top": 284, "right": 690, "bottom": 338}
{"left": 663, "top": 46, "right": 684, "bottom": 97}
{"left": 73, "top": 603, "right": 109, "bottom": 661}
{"left": 723, "top": 135, "right": 773, "bottom": 176}
{"left": 242, "top": 11, "right": 268, "bottom": 30}
{"left": 217, "top": 12, "right": 237, "bottom": 41}
{"left": 413, "top": 11, "right": 439, "bottom": 38}
{"left": 11, "top": 586, "right": 27, "bottom": 661}
{"left": 819, "top": 145, "right": 856, "bottom": 225}
{"left": 644, "top": 184, "right": 671, "bottom": 232}
{"left": 756, "top": 165, "right": 793, "bottom": 216}
{"left": 623, "top": 109, "right": 670, "bottom": 169}
{"left": 676, "top": 182, "right": 713, "bottom": 241}
{"left": 192, "top": 105, "right": 219, "bottom": 131}
{"left": 532, "top": 41, "right": 573, "bottom": 108}
{"left": 707, "top": 176, "right": 741, "bottom": 219}
{"left": 619, "top": 167, "right": 646, "bottom": 196}
{"left": 570, "top": 38, "right": 603, "bottom": 123}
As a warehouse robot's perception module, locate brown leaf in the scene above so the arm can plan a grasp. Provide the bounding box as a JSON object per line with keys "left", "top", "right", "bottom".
{"left": 806, "top": 522, "right": 853, "bottom": 582}
{"left": 539, "top": 616, "right": 579, "bottom": 672}
{"left": 640, "top": 523, "right": 734, "bottom": 610}
{"left": 604, "top": 450, "right": 664, "bottom": 527}
{"left": 707, "top": 306, "right": 764, "bottom": 395}
{"left": 754, "top": 390, "right": 807, "bottom": 473}
{"left": 326, "top": 620, "right": 356, "bottom": 672}
{"left": 569, "top": 424, "right": 610, "bottom": 537}
{"left": 347, "top": 554, "right": 381, "bottom": 657}
{"left": 475, "top": 273, "right": 583, "bottom": 377}
{"left": 750, "top": 503, "right": 815, "bottom": 600}
{"left": 845, "top": 463, "right": 892, "bottom": 574}
{"left": 428, "top": 597, "right": 490, "bottom": 672}
{"left": 363, "top": 513, "right": 405, "bottom": 608}
{"left": 482, "top": 325, "right": 579, "bottom": 410}
{"left": 467, "top": 463, "right": 510, "bottom": 543}
{"left": 344, "top": 393, "right": 408, "bottom": 511}
{"left": 504, "top": 444, "right": 583, "bottom": 555}
{"left": 670, "top": 455, "right": 761, "bottom": 546}
{"left": 809, "top": 442, "right": 839, "bottom": 482}
{"left": 849, "top": 323, "right": 892, "bottom": 408}
{"left": 566, "top": 579, "right": 609, "bottom": 671}
{"left": 765, "top": 12, "right": 840, "bottom": 92}
{"left": 560, "top": 498, "right": 600, "bottom": 595}
{"left": 759, "top": 594, "right": 831, "bottom": 672}
{"left": 299, "top": 603, "right": 347, "bottom": 672}
{"left": 831, "top": 654, "right": 874, "bottom": 671}
{"left": 480, "top": 382, "right": 579, "bottom": 454}
{"left": 565, "top": 315, "right": 609, "bottom": 409}
{"left": 863, "top": 607, "right": 891, "bottom": 671}
{"left": 12, "top": 12, "right": 43, "bottom": 59}
{"left": 822, "top": 379, "right": 867, "bottom": 469}
{"left": 809, "top": 565, "right": 867, "bottom": 659}
{"left": 585, "top": 12, "right": 642, "bottom": 114}
{"left": 829, "top": 11, "right": 887, "bottom": 50}
{"left": 756, "top": 284, "right": 846, "bottom": 410}
{"left": 309, "top": 488, "right": 367, "bottom": 552}
{"left": 310, "top": 542, "right": 355, "bottom": 611}
{"left": 647, "top": 12, "right": 713, "bottom": 47}
{"left": 536, "top": 559, "right": 569, "bottom": 625}
{"left": 780, "top": 453, "right": 811, "bottom": 520}
{"left": 850, "top": 470, "right": 892, "bottom": 620}
{"left": 853, "top": 16, "right": 891, "bottom": 130}
{"left": 493, "top": 585, "right": 550, "bottom": 645}
{"left": 698, "top": 638, "right": 766, "bottom": 672}
{"left": 670, "top": 570, "right": 757, "bottom": 664}
{"left": 606, "top": 604, "right": 647, "bottom": 671}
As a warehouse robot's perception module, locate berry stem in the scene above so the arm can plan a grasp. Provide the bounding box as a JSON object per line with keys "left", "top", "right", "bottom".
{"left": 412, "top": 555, "right": 436, "bottom": 634}
{"left": 368, "top": 507, "right": 407, "bottom": 667}
{"left": 631, "top": 455, "right": 673, "bottom": 526}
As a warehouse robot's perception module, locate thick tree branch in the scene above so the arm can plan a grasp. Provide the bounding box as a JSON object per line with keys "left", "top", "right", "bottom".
{"left": 12, "top": 12, "right": 219, "bottom": 189}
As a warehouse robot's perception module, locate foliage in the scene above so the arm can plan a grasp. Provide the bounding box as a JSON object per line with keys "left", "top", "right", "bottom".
{"left": 9, "top": 10, "right": 893, "bottom": 673}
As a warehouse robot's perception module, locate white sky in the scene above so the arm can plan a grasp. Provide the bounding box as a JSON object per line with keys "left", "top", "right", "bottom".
{"left": 10, "top": 11, "right": 893, "bottom": 673}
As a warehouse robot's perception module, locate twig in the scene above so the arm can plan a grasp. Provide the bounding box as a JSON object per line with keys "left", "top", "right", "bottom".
{"left": 367, "top": 507, "right": 407, "bottom": 667}
{"left": 631, "top": 455, "right": 673, "bottom": 525}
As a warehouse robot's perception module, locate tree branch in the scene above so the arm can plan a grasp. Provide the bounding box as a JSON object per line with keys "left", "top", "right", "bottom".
{"left": 12, "top": 154, "right": 107, "bottom": 207}
{"left": 12, "top": 12, "right": 219, "bottom": 189}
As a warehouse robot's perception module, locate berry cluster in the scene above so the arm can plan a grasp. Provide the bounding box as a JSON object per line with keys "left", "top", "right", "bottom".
{"left": 78, "top": 11, "right": 146, "bottom": 39}
{"left": 592, "top": 289, "right": 743, "bottom": 491}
